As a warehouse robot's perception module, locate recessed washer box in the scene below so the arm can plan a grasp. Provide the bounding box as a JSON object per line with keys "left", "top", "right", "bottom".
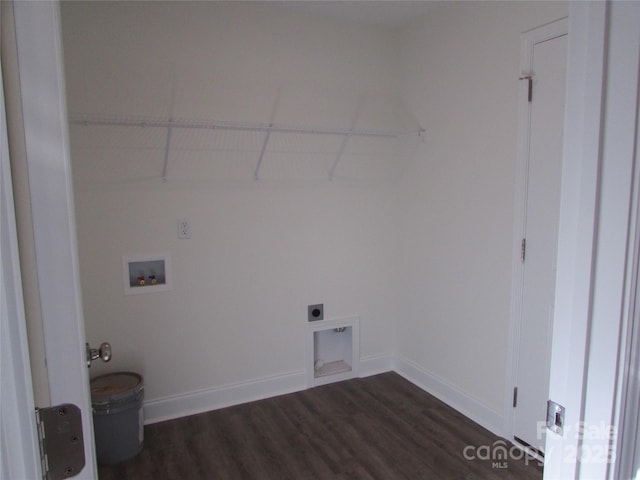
{"left": 306, "top": 315, "right": 360, "bottom": 387}
{"left": 123, "top": 253, "right": 171, "bottom": 295}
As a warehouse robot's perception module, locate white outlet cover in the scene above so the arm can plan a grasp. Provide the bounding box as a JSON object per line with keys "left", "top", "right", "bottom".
{"left": 177, "top": 218, "right": 191, "bottom": 239}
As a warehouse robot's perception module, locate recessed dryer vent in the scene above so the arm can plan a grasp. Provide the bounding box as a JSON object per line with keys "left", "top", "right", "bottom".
{"left": 306, "top": 316, "right": 360, "bottom": 387}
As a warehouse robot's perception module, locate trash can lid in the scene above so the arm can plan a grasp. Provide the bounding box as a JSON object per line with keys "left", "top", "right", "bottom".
{"left": 90, "top": 372, "right": 143, "bottom": 404}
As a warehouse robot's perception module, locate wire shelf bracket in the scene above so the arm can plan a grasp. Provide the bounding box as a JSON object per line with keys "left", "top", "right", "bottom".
{"left": 69, "top": 113, "right": 425, "bottom": 182}
{"left": 254, "top": 126, "right": 272, "bottom": 181}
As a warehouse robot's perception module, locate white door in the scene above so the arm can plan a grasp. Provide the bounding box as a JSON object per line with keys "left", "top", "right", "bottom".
{"left": 5, "top": 1, "right": 98, "bottom": 478}
{"left": 512, "top": 24, "right": 568, "bottom": 454}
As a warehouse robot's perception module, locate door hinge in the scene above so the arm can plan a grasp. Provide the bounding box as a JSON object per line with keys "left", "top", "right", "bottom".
{"left": 521, "top": 238, "right": 526, "bottom": 263}
{"left": 35, "top": 404, "right": 85, "bottom": 480}
{"left": 519, "top": 75, "right": 533, "bottom": 102}
{"left": 513, "top": 387, "right": 518, "bottom": 408}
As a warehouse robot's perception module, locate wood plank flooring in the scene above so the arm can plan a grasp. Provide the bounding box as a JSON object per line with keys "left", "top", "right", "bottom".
{"left": 97, "top": 372, "right": 543, "bottom": 479}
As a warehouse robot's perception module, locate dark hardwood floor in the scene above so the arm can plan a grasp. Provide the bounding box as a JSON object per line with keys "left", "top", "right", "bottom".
{"left": 98, "top": 372, "right": 543, "bottom": 479}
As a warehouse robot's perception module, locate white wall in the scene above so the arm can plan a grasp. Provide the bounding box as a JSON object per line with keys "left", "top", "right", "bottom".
{"left": 62, "top": 1, "right": 571, "bottom": 430}
{"left": 61, "top": 2, "right": 406, "bottom": 419}
{"left": 396, "top": 1, "right": 567, "bottom": 432}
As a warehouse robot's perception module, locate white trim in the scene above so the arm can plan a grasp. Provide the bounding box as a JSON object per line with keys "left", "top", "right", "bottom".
{"left": 394, "top": 355, "right": 503, "bottom": 436}
{"left": 143, "top": 354, "right": 500, "bottom": 434}
{"left": 143, "top": 370, "right": 306, "bottom": 425}
{"left": 143, "top": 350, "right": 393, "bottom": 425}
{"left": 505, "top": 17, "right": 568, "bottom": 442}
{"left": 544, "top": 2, "right": 608, "bottom": 478}
{"left": 615, "top": 161, "right": 640, "bottom": 479}
{"left": 579, "top": 2, "right": 640, "bottom": 478}
{"left": 615, "top": 30, "right": 640, "bottom": 477}
{"left": 0, "top": 53, "right": 42, "bottom": 480}
{"left": 359, "top": 352, "right": 393, "bottom": 378}
{"left": 144, "top": 346, "right": 392, "bottom": 424}
{"left": 144, "top": 350, "right": 391, "bottom": 425}
{"left": 12, "top": 2, "right": 97, "bottom": 477}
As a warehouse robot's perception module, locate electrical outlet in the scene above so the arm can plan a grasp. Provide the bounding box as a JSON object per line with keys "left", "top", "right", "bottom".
{"left": 177, "top": 218, "right": 191, "bottom": 239}
{"left": 308, "top": 304, "right": 324, "bottom": 322}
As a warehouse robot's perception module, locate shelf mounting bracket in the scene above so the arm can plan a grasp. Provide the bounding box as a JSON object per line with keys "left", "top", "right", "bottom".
{"left": 254, "top": 126, "right": 272, "bottom": 181}
{"left": 161, "top": 120, "right": 173, "bottom": 182}
{"left": 329, "top": 131, "right": 352, "bottom": 181}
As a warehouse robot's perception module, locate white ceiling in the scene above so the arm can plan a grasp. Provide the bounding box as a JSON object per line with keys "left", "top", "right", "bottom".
{"left": 270, "top": 1, "right": 435, "bottom": 29}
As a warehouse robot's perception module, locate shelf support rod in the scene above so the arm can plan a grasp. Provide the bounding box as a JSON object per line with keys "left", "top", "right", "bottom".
{"left": 329, "top": 131, "right": 352, "bottom": 181}
{"left": 161, "top": 120, "right": 173, "bottom": 183}
{"left": 70, "top": 114, "right": 424, "bottom": 139}
{"left": 254, "top": 126, "right": 272, "bottom": 181}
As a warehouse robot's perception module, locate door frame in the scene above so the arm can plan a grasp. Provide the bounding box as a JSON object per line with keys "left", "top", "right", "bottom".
{"left": 544, "top": 1, "right": 640, "bottom": 478}
{"left": 615, "top": 149, "right": 640, "bottom": 479}
{"left": 9, "top": 1, "right": 98, "bottom": 478}
{"left": 572, "top": 2, "right": 640, "bottom": 478}
{"left": 0, "top": 50, "right": 42, "bottom": 480}
{"left": 541, "top": 2, "right": 606, "bottom": 477}
{"left": 505, "top": 17, "right": 568, "bottom": 455}
{"left": 3, "top": 2, "right": 637, "bottom": 479}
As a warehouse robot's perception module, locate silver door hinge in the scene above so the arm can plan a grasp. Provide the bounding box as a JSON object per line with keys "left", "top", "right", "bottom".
{"left": 519, "top": 75, "right": 533, "bottom": 102}
{"left": 521, "top": 238, "right": 526, "bottom": 263}
{"left": 35, "top": 404, "right": 85, "bottom": 480}
{"left": 513, "top": 387, "right": 518, "bottom": 408}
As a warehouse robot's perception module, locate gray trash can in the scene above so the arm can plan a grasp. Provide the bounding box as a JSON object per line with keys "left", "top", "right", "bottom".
{"left": 90, "top": 372, "right": 144, "bottom": 464}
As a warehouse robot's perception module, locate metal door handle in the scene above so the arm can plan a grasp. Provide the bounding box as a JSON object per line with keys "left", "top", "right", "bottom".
{"left": 86, "top": 342, "right": 112, "bottom": 367}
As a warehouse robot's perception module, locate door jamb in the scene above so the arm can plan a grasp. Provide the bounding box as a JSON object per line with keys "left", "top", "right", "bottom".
{"left": 0, "top": 50, "right": 43, "bottom": 480}
{"left": 11, "top": 1, "right": 98, "bottom": 477}
{"left": 615, "top": 138, "right": 640, "bottom": 479}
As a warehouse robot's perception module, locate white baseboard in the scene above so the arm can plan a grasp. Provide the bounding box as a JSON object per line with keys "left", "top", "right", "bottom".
{"left": 143, "top": 369, "right": 306, "bottom": 425}
{"left": 359, "top": 353, "right": 394, "bottom": 377}
{"left": 144, "top": 354, "right": 502, "bottom": 438}
{"left": 393, "top": 355, "right": 503, "bottom": 437}
{"left": 144, "top": 353, "right": 394, "bottom": 425}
